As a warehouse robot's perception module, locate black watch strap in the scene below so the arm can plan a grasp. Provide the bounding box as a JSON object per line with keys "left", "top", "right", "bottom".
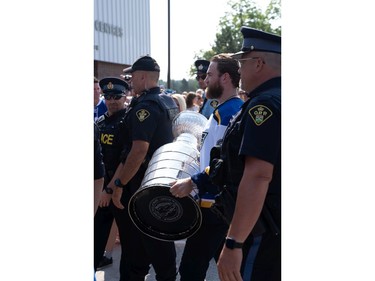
{"left": 225, "top": 237, "right": 244, "bottom": 249}
{"left": 114, "top": 178, "right": 126, "bottom": 188}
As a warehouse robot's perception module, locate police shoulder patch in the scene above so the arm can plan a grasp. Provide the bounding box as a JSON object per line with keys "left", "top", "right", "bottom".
{"left": 210, "top": 100, "right": 219, "bottom": 108}
{"left": 96, "top": 115, "right": 105, "bottom": 124}
{"left": 136, "top": 109, "right": 150, "bottom": 122}
{"left": 248, "top": 105, "right": 273, "bottom": 126}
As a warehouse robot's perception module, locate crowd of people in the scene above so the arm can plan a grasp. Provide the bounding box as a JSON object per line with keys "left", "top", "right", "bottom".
{"left": 94, "top": 26, "right": 281, "bottom": 281}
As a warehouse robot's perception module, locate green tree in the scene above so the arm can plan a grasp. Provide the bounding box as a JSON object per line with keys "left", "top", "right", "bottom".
{"left": 190, "top": 0, "right": 281, "bottom": 75}
{"left": 180, "top": 79, "right": 189, "bottom": 92}
{"left": 265, "top": 0, "right": 281, "bottom": 35}
{"left": 214, "top": 0, "right": 280, "bottom": 52}
{"left": 160, "top": 78, "right": 198, "bottom": 93}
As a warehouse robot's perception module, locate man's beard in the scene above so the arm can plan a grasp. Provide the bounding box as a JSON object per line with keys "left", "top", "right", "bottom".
{"left": 206, "top": 82, "right": 223, "bottom": 100}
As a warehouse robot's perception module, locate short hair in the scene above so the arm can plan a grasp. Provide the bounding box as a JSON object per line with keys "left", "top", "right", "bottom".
{"left": 210, "top": 53, "right": 240, "bottom": 88}
{"left": 94, "top": 76, "right": 99, "bottom": 83}
{"left": 185, "top": 92, "right": 197, "bottom": 108}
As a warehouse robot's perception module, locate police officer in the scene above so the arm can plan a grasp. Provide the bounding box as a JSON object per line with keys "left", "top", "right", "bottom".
{"left": 214, "top": 27, "right": 281, "bottom": 281}
{"left": 94, "top": 77, "right": 130, "bottom": 270}
{"left": 106, "top": 55, "right": 179, "bottom": 281}
{"left": 195, "top": 59, "right": 219, "bottom": 118}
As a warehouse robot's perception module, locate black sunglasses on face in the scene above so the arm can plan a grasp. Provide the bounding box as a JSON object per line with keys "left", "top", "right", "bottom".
{"left": 196, "top": 74, "right": 207, "bottom": 81}
{"left": 104, "top": 94, "right": 125, "bottom": 100}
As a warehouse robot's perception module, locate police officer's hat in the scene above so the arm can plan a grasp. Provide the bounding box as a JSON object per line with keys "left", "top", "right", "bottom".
{"left": 232, "top": 26, "right": 281, "bottom": 59}
{"left": 123, "top": 55, "right": 160, "bottom": 74}
{"left": 194, "top": 59, "right": 210, "bottom": 74}
{"left": 99, "top": 77, "right": 130, "bottom": 95}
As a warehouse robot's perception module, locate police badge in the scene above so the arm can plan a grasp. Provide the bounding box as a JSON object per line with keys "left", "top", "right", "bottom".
{"left": 248, "top": 105, "right": 273, "bottom": 126}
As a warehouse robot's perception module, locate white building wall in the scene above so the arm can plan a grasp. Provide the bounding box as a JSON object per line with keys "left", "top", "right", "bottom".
{"left": 94, "top": 0, "right": 150, "bottom": 65}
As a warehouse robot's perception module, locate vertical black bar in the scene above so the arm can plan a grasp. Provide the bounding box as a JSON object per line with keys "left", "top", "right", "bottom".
{"left": 167, "top": 0, "right": 171, "bottom": 89}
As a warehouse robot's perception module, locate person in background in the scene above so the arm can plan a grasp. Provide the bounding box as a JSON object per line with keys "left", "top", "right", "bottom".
{"left": 103, "top": 55, "right": 179, "bottom": 281}
{"left": 195, "top": 88, "right": 205, "bottom": 107}
{"left": 94, "top": 121, "right": 105, "bottom": 281}
{"left": 172, "top": 93, "right": 187, "bottom": 112}
{"left": 194, "top": 90, "right": 204, "bottom": 109}
{"left": 94, "top": 76, "right": 107, "bottom": 121}
{"left": 97, "top": 220, "right": 118, "bottom": 269}
{"left": 185, "top": 92, "right": 200, "bottom": 111}
{"left": 194, "top": 59, "right": 218, "bottom": 118}
{"left": 170, "top": 53, "right": 243, "bottom": 281}
{"left": 215, "top": 27, "right": 281, "bottom": 281}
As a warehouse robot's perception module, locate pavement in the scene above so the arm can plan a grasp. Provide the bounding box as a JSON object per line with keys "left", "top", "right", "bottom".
{"left": 95, "top": 239, "right": 219, "bottom": 281}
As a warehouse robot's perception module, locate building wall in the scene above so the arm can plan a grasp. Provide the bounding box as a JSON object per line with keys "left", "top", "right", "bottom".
{"left": 94, "top": 61, "right": 125, "bottom": 80}
{"left": 94, "top": 0, "right": 150, "bottom": 79}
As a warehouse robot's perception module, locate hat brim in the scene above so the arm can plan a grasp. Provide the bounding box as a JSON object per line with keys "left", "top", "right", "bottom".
{"left": 231, "top": 51, "right": 248, "bottom": 60}
{"left": 103, "top": 93, "right": 126, "bottom": 96}
{"left": 123, "top": 66, "right": 134, "bottom": 74}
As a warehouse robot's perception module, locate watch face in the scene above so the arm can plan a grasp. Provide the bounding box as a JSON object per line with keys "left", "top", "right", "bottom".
{"left": 225, "top": 238, "right": 243, "bottom": 249}
{"left": 225, "top": 238, "right": 235, "bottom": 249}
{"left": 115, "top": 178, "right": 124, "bottom": 188}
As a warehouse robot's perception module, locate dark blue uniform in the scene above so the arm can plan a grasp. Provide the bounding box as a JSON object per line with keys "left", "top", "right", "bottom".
{"left": 94, "top": 109, "right": 127, "bottom": 270}
{"left": 94, "top": 122, "right": 105, "bottom": 180}
{"left": 113, "top": 87, "right": 179, "bottom": 281}
{"left": 219, "top": 77, "right": 281, "bottom": 281}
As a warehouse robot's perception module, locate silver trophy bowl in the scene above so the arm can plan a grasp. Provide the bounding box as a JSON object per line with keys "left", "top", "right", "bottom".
{"left": 128, "top": 111, "right": 208, "bottom": 241}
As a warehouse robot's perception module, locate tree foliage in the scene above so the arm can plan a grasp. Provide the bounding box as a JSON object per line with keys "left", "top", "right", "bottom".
{"left": 193, "top": 0, "right": 281, "bottom": 72}
{"left": 167, "top": 0, "right": 281, "bottom": 91}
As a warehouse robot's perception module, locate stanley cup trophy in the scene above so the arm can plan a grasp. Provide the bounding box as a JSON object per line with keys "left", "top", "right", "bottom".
{"left": 128, "top": 111, "right": 208, "bottom": 241}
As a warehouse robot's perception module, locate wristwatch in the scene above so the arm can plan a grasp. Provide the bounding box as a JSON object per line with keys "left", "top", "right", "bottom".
{"left": 225, "top": 237, "right": 244, "bottom": 249}
{"left": 104, "top": 187, "right": 113, "bottom": 194}
{"left": 114, "top": 178, "right": 126, "bottom": 188}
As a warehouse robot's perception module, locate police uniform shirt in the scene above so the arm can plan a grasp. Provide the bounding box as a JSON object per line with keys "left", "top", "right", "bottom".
{"left": 239, "top": 77, "right": 281, "bottom": 194}
{"left": 96, "top": 108, "right": 127, "bottom": 174}
{"left": 200, "top": 97, "right": 243, "bottom": 171}
{"left": 94, "top": 122, "right": 105, "bottom": 180}
{"left": 126, "top": 87, "right": 174, "bottom": 156}
{"left": 200, "top": 98, "right": 219, "bottom": 119}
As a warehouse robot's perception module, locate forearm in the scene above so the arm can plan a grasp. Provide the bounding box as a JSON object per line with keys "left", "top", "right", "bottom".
{"left": 94, "top": 177, "right": 104, "bottom": 215}
{"left": 227, "top": 177, "right": 269, "bottom": 242}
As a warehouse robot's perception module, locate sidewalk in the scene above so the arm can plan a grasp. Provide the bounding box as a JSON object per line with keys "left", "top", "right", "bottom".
{"left": 95, "top": 239, "right": 219, "bottom": 281}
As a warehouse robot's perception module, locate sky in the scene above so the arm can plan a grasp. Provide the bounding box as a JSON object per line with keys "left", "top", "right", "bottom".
{"left": 150, "top": 0, "right": 271, "bottom": 82}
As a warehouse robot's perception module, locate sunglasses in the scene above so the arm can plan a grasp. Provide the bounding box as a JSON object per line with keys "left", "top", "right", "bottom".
{"left": 196, "top": 74, "right": 207, "bottom": 81}
{"left": 104, "top": 94, "right": 125, "bottom": 100}
{"left": 236, "top": 57, "right": 265, "bottom": 67}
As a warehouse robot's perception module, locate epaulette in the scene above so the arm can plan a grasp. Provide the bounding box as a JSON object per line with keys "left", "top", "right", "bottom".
{"left": 96, "top": 114, "right": 106, "bottom": 124}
